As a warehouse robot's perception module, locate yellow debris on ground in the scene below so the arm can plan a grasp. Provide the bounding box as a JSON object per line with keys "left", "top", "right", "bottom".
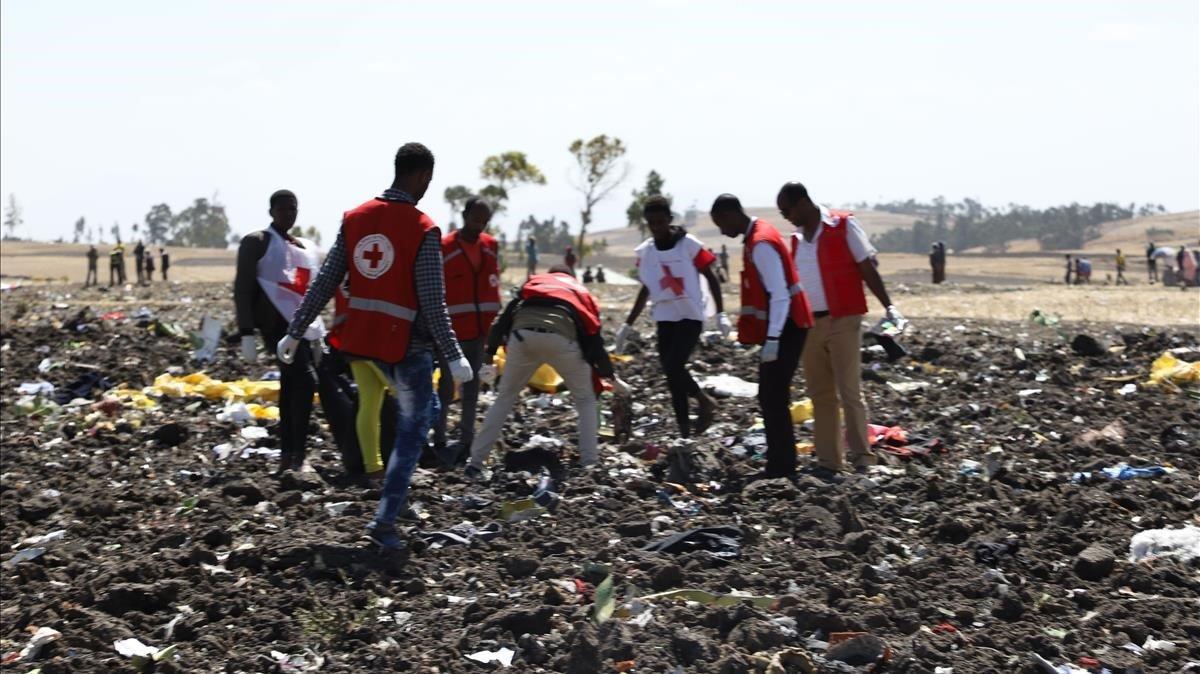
{"left": 1146, "top": 352, "right": 1200, "bottom": 392}
{"left": 790, "top": 398, "right": 813, "bottom": 424}
{"left": 150, "top": 373, "right": 281, "bottom": 403}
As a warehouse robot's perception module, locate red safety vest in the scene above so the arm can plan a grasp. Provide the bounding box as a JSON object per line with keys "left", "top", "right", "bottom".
{"left": 520, "top": 272, "right": 601, "bottom": 336}
{"left": 802, "top": 210, "right": 868, "bottom": 317}
{"left": 442, "top": 230, "right": 501, "bottom": 342}
{"left": 330, "top": 198, "right": 435, "bottom": 363}
{"left": 739, "top": 219, "right": 813, "bottom": 344}
{"left": 326, "top": 276, "right": 350, "bottom": 351}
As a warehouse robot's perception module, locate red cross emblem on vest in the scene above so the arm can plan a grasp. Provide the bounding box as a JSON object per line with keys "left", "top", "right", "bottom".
{"left": 353, "top": 234, "right": 395, "bottom": 279}
{"left": 278, "top": 267, "right": 311, "bottom": 296}
{"left": 659, "top": 263, "right": 685, "bottom": 296}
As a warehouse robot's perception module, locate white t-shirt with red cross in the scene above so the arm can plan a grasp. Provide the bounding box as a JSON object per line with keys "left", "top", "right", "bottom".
{"left": 635, "top": 232, "right": 717, "bottom": 323}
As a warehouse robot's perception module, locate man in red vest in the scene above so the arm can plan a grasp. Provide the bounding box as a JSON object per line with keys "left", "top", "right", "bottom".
{"left": 278, "top": 143, "right": 474, "bottom": 551}
{"left": 777, "top": 181, "right": 903, "bottom": 479}
{"left": 466, "top": 266, "right": 626, "bottom": 478}
{"left": 434, "top": 196, "right": 501, "bottom": 463}
{"left": 711, "top": 194, "right": 813, "bottom": 480}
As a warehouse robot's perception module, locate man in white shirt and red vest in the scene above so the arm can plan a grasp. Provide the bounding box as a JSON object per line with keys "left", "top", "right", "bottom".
{"left": 777, "top": 181, "right": 904, "bottom": 479}
{"left": 616, "top": 195, "right": 730, "bottom": 438}
{"left": 434, "top": 196, "right": 501, "bottom": 463}
{"left": 233, "top": 189, "right": 329, "bottom": 474}
{"left": 711, "top": 194, "right": 813, "bottom": 480}
{"left": 466, "top": 266, "right": 626, "bottom": 478}
{"left": 279, "top": 143, "right": 474, "bottom": 551}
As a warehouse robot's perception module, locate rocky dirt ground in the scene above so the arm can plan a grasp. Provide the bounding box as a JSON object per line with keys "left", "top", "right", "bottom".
{"left": 1, "top": 281, "right": 1198, "bottom": 673}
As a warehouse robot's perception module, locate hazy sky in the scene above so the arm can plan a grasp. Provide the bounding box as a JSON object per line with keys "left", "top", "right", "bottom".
{"left": 2, "top": 1, "right": 1197, "bottom": 245}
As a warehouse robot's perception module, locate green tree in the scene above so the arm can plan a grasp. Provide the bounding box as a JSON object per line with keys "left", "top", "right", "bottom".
{"left": 568, "top": 135, "right": 629, "bottom": 264}
{"left": 73, "top": 217, "right": 86, "bottom": 244}
{"left": 171, "top": 197, "right": 231, "bottom": 248}
{"left": 625, "top": 169, "right": 669, "bottom": 236}
{"left": 3, "top": 194, "right": 23, "bottom": 239}
{"left": 300, "top": 225, "right": 323, "bottom": 246}
{"left": 443, "top": 185, "right": 474, "bottom": 230}
{"left": 479, "top": 151, "right": 546, "bottom": 213}
{"left": 144, "top": 204, "right": 173, "bottom": 244}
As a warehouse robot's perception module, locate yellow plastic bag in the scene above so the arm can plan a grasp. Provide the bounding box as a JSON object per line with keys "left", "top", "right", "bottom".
{"left": 149, "top": 373, "right": 281, "bottom": 403}
{"left": 790, "top": 398, "right": 813, "bottom": 424}
{"left": 1146, "top": 352, "right": 1200, "bottom": 391}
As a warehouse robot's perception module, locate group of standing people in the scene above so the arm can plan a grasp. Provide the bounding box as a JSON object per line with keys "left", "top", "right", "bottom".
{"left": 85, "top": 241, "right": 169, "bottom": 287}
{"left": 233, "top": 142, "right": 902, "bottom": 552}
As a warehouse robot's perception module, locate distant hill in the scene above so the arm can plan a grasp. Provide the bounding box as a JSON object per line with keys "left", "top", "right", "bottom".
{"left": 962, "top": 210, "right": 1200, "bottom": 254}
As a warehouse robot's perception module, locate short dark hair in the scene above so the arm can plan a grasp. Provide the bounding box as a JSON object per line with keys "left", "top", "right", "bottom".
{"left": 777, "top": 181, "right": 810, "bottom": 205}
{"left": 463, "top": 195, "right": 490, "bottom": 215}
{"left": 643, "top": 195, "right": 672, "bottom": 217}
{"left": 270, "top": 189, "right": 297, "bottom": 208}
{"left": 394, "top": 142, "right": 435, "bottom": 176}
{"left": 710, "top": 193, "right": 743, "bottom": 215}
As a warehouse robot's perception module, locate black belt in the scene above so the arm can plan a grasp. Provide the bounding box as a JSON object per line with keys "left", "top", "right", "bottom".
{"left": 812, "top": 310, "right": 830, "bottom": 318}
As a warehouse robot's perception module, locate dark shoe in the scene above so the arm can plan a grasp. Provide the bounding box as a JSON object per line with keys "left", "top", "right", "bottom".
{"left": 365, "top": 522, "right": 406, "bottom": 552}
{"left": 464, "top": 465, "right": 487, "bottom": 482}
{"left": 694, "top": 395, "right": 716, "bottom": 435}
{"left": 803, "top": 466, "right": 845, "bottom": 484}
{"left": 398, "top": 504, "right": 422, "bottom": 523}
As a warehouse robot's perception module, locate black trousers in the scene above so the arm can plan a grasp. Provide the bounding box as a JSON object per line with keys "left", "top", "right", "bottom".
{"left": 656, "top": 319, "right": 703, "bottom": 437}
{"left": 277, "top": 339, "right": 318, "bottom": 468}
{"left": 758, "top": 319, "right": 807, "bottom": 477}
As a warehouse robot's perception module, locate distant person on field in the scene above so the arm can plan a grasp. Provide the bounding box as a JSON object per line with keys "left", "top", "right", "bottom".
{"left": 718, "top": 244, "right": 730, "bottom": 281}
{"left": 85, "top": 245, "right": 99, "bottom": 287}
{"left": 108, "top": 243, "right": 125, "bottom": 287}
{"left": 160, "top": 248, "right": 170, "bottom": 281}
{"left": 1076, "top": 257, "right": 1092, "bottom": 284}
{"left": 1064, "top": 254, "right": 1073, "bottom": 285}
{"left": 564, "top": 245, "right": 577, "bottom": 272}
{"left": 144, "top": 249, "right": 155, "bottom": 283}
{"left": 134, "top": 240, "right": 146, "bottom": 284}
{"left": 525, "top": 236, "right": 538, "bottom": 278}
{"left": 1115, "top": 249, "right": 1128, "bottom": 286}
{"left": 1146, "top": 241, "right": 1158, "bottom": 283}
{"left": 930, "top": 241, "right": 947, "bottom": 284}
{"left": 1179, "top": 244, "right": 1196, "bottom": 290}
{"left": 595, "top": 265, "right": 606, "bottom": 283}
{"left": 582, "top": 266, "right": 594, "bottom": 283}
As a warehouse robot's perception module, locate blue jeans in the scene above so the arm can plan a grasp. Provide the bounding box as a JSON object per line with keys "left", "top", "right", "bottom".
{"left": 373, "top": 350, "right": 438, "bottom": 527}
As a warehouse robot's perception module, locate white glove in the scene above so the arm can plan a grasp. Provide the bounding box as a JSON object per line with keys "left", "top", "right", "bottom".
{"left": 478, "top": 363, "right": 498, "bottom": 386}
{"left": 614, "top": 323, "right": 634, "bottom": 354}
{"left": 276, "top": 334, "right": 300, "bottom": 364}
{"left": 716, "top": 312, "right": 733, "bottom": 339}
{"left": 449, "top": 356, "right": 475, "bottom": 384}
{"left": 611, "top": 376, "right": 631, "bottom": 396}
{"left": 885, "top": 304, "right": 907, "bottom": 328}
{"left": 239, "top": 335, "right": 258, "bottom": 363}
{"left": 761, "top": 338, "right": 780, "bottom": 363}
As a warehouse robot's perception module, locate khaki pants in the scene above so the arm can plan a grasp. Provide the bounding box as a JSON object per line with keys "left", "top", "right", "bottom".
{"left": 468, "top": 329, "right": 598, "bottom": 468}
{"left": 802, "top": 314, "right": 874, "bottom": 471}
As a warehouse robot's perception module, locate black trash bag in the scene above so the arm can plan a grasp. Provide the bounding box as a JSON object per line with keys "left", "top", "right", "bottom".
{"left": 52, "top": 372, "right": 112, "bottom": 405}
{"left": 642, "top": 526, "right": 743, "bottom": 559}
{"left": 973, "top": 539, "right": 1020, "bottom": 566}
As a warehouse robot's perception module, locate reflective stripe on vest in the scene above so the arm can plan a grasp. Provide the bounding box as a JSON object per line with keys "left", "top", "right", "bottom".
{"left": 443, "top": 248, "right": 464, "bottom": 264}
{"left": 738, "top": 306, "right": 768, "bottom": 320}
{"left": 347, "top": 296, "right": 417, "bottom": 321}
{"left": 447, "top": 301, "right": 501, "bottom": 315}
